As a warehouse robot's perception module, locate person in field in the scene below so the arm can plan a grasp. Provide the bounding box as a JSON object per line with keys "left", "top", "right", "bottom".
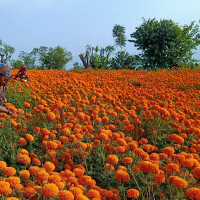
{"left": 15, "top": 65, "right": 28, "bottom": 82}
{"left": 0, "top": 63, "right": 13, "bottom": 114}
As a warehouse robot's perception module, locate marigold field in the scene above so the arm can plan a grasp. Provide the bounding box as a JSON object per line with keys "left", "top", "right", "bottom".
{"left": 1, "top": 67, "right": 200, "bottom": 199}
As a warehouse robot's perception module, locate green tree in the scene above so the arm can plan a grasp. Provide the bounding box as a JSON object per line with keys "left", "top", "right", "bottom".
{"left": 0, "top": 40, "right": 15, "bottom": 63}
{"left": 129, "top": 18, "right": 200, "bottom": 69}
{"left": 39, "top": 46, "right": 72, "bottom": 69}
{"left": 112, "top": 24, "right": 127, "bottom": 49}
{"left": 111, "top": 51, "right": 141, "bottom": 69}
{"left": 79, "top": 45, "right": 115, "bottom": 69}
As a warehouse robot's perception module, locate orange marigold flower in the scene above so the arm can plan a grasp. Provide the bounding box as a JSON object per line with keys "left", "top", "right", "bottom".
{"left": 127, "top": 189, "right": 139, "bottom": 198}
{"left": 44, "top": 161, "right": 55, "bottom": 172}
{"left": 28, "top": 166, "right": 40, "bottom": 175}
{"left": 172, "top": 176, "right": 187, "bottom": 188}
{"left": 139, "top": 161, "right": 159, "bottom": 174}
{"left": 16, "top": 154, "right": 31, "bottom": 165}
{"left": 166, "top": 163, "right": 179, "bottom": 172}
{"left": 107, "top": 154, "right": 119, "bottom": 165}
{"left": 193, "top": 167, "right": 200, "bottom": 179}
{"left": 6, "top": 197, "right": 19, "bottom": 200}
{"left": 42, "top": 183, "right": 59, "bottom": 198}
{"left": 59, "top": 190, "right": 74, "bottom": 200}
{"left": 122, "top": 157, "right": 133, "bottom": 164}
{"left": 153, "top": 173, "right": 166, "bottom": 184}
{"left": 163, "top": 146, "right": 175, "bottom": 155}
{"left": 32, "top": 158, "right": 41, "bottom": 166}
{"left": 48, "top": 174, "right": 61, "bottom": 183}
{"left": 19, "top": 170, "right": 30, "bottom": 180}
{"left": 47, "top": 141, "right": 58, "bottom": 149}
{"left": 139, "top": 138, "right": 148, "bottom": 144}
{"left": 6, "top": 176, "right": 20, "bottom": 188}
{"left": 87, "top": 189, "right": 101, "bottom": 198}
{"left": 46, "top": 112, "right": 56, "bottom": 122}
{"left": 0, "top": 161, "right": 7, "bottom": 171}
{"left": 3, "top": 167, "right": 16, "bottom": 176}
{"left": 35, "top": 170, "right": 49, "bottom": 183}
{"left": 115, "top": 169, "right": 130, "bottom": 182}
{"left": 17, "top": 137, "right": 27, "bottom": 146}
{"left": 23, "top": 187, "right": 36, "bottom": 199}
{"left": 69, "top": 186, "right": 83, "bottom": 197}
{"left": 0, "top": 181, "right": 12, "bottom": 195}
{"left": 25, "top": 134, "right": 34, "bottom": 142}
{"left": 131, "top": 166, "right": 140, "bottom": 172}
{"left": 23, "top": 102, "right": 30, "bottom": 108}
{"left": 185, "top": 187, "right": 200, "bottom": 199}
{"left": 73, "top": 168, "right": 85, "bottom": 177}
{"left": 181, "top": 158, "right": 194, "bottom": 169}
{"left": 75, "top": 194, "right": 89, "bottom": 200}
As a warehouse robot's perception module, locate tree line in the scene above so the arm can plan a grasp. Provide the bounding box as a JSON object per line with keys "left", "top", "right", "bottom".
{"left": 1, "top": 18, "right": 200, "bottom": 70}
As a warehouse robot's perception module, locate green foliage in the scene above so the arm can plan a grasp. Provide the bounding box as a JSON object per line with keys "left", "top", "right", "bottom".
{"left": 17, "top": 45, "right": 72, "bottom": 70}
{"left": 112, "top": 24, "right": 127, "bottom": 49}
{"left": 0, "top": 39, "right": 15, "bottom": 63}
{"left": 86, "top": 45, "right": 115, "bottom": 69}
{"left": 129, "top": 18, "right": 200, "bottom": 70}
{"left": 11, "top": 60, "right": 23, "bottom": 69}
{"left": 110, "top": 51, "right": 141, "bottom": 69}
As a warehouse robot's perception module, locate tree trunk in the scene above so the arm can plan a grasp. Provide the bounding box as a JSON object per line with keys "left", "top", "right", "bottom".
{"left": 79, "top": 51, "right": 89, "bottom": 69}
{"left": 0, "top": 54, "right": 5, "bottom": 63}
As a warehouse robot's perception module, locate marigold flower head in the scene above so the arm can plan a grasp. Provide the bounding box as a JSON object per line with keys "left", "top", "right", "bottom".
{"left": 115, "top": 169, "right": 130, "bottom": 182}
{"left": 46, "top": 112, "right": 56, "bottom": 121}
{"left": 0, "top": 181, "right": 12, "bottom": 195}
{"left": 44, "top": 161, "right": 55, "bottom": 172}
{"left": 17, "top": 137, "right": 27, "bottom": 146}
{"left": 3, "top": 167, "right": 16, "bottom": 176}
{"left": 166, "top": 163, "right": 179, "bottom": 172}
{"left": 23, "top": 187, "right": 36, "bottom": 199}
{"left": 139, "top": 161, "right": 159, "bottom": 174}
{"left": 163, "top": 146, "right": 175, "bottom": 155}
{"left": 0, "top": 161, "right": 7, "bottom": 171}
{"left": 107, "top": 154, "right": 119, "bottom": 165}
{"left": 153, "top": 173, "right": 166, "bottom": 183}
{"left": 172, "top": 176, "right": 187, "bottom": 188}
{"left": 42, "top": 183, "right": 59, "bottom": 198}
{"left": 6, "top": 176, "right": 21, "bottom": 188}
{"left": 122, "top": 157, "right": 133, "bottom": 164}
{"left": 185, "top": 187, "right": 200, "bottom": 199}
{"left": 87, "top": 189, "right": 101, "bottom": 198}
{"left": 59, "top": 190, "right": 74, "bottom": 200}
{"left": 16, "top": 154, "right": 31, "bottom": 165}
{"left": 19, "top": 170, "right": 30, "bottom": 180}
{"left": 25, "top": 134, "right": 34, "bottom": 142}
{"left": 69, "top": 186, "right": 83, "bottom": 197}
{"left": 127, "top": 189, "right": 140, "bottom": 198}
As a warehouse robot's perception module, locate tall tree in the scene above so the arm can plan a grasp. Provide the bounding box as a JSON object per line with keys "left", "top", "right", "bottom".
{"left": 129, "top": 18, "right": 200, "bottom": 69}
{"left": 112, "top": 24, "right": 127, "bottom": 49}
{"left": 0, "top": 40, "right": 15, "bottom": 63}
